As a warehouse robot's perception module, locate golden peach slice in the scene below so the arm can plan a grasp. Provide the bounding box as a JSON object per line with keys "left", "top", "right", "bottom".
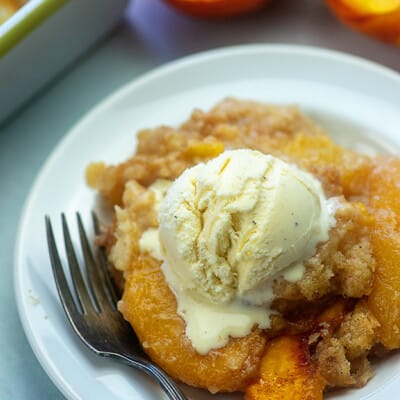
{"left": 326, "top": 0, "right": 400, "bottom": 44}
{"left": 119, "top": 255, "right": 267, "bottom": 393}
{"left": 245, "top": 336, "right": 325, "bottom": 400}
{"left": 368, "top": 158, "right": 400, "bottom": 349}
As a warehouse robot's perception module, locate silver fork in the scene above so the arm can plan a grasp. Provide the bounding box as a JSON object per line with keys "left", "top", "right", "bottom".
{"left": 45, "top": 213, "right": 187, "bottom": 400}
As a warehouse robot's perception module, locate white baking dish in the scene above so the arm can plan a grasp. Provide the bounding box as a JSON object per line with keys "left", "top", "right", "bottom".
{"left": 0, "top": 0, "right": 128, "bottom": 124}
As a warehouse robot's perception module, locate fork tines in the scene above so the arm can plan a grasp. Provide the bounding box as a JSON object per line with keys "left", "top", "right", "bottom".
{"left": 45, "top": 213, "right": 118, "bottom": 318}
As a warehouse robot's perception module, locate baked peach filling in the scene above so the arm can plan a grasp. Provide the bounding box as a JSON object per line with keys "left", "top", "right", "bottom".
{"left": 87, "top": 98, "right": 400, "bottom": 398}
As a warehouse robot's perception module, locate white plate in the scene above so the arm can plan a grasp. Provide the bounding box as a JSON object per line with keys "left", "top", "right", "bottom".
{"left": 15, "top": 45, "right": 400, "bottom": 400}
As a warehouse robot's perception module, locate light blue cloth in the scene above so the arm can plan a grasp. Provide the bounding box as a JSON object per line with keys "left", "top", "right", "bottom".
{"left": 1, "top": 1, "right": 398, "bottom": 398}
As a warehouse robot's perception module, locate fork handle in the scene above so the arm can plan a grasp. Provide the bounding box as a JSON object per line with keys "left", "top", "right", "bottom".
{"left": 115, "top": 353, "right": 188, "bottom": 400}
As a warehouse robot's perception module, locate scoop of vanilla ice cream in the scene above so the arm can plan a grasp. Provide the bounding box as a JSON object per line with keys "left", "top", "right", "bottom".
{"left": 159, "top": 149, "right": 334, "bottom": 305}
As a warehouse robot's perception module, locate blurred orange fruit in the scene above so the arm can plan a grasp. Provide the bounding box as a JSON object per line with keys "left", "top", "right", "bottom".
{"left": 326, "top": 0, "right": 400, "bottom": 44}
{"left": 164, "top": 0, "right": 271, "bottom": 18}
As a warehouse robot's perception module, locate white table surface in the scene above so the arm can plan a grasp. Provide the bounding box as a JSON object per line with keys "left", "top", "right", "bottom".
{"left": 0, "top": 0, "right": 399, "bottom": 399}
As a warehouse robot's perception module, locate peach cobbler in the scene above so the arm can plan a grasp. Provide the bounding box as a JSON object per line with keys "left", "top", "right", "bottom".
{"left": 86, "top": 98, "right": 400, "bottom": 399}
{"left": 0, "top": 0, "right": 27, "bottom": 24}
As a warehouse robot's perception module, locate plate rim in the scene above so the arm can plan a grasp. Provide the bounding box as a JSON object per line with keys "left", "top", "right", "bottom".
{"left": 14, "top": 43, "right": 400, "bottom": 400}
